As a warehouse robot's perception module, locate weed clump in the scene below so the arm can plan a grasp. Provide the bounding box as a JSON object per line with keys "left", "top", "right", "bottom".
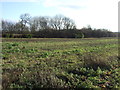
{"left": 83, "top": 53, "right": 111, "bottom": 70}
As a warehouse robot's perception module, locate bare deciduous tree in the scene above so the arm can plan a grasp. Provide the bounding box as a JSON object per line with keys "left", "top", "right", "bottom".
{"left": 2, "top": 20, "right": 15, "bottom": 33}
{"left": 48, "top": 15, "right": 76, "bottom": 30}
{"left": 20, "top": 13, "right": 31, "bottom": 31}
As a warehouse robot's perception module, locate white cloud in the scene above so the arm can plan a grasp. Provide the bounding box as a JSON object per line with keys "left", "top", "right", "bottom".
{"left": 43, "top": 0, "right": 88, "bottom": 8}
{"left": 0, "top": 0, "right": 40, "bottom": 2}
{"left": 1, "top": 0, "right": 119, "bottom": 31}
{"left": 42, "top": 0, "right": 119, "bottom": 32}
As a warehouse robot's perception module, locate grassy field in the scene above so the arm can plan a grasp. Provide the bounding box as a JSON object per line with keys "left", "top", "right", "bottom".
{"left": 2, "top": 38, "right": 120, "bottom": 89}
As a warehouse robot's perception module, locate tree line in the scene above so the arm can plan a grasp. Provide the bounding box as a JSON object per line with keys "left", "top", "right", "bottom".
{"left": 2, "top": 13, "right": 117, "bottom": 38}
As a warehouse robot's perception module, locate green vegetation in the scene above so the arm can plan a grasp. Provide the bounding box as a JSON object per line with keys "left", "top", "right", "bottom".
{"left": 2, "top": 38, "right": 120, "bottom": 89}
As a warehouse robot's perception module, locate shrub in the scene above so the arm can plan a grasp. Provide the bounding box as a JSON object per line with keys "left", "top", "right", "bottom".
{"left": 75, "top": 32, "right": 84, "bottom": 38}
{"left": 21, "top": 34, "right": 33, "bottom": 38}
{"left": 3, "top": 34, "right": 13, "bottom": 38}
{"left": 25, "top": 34, "right": 33, "bottom": 38}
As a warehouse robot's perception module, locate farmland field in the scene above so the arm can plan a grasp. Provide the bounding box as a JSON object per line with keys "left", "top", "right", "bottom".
{"left": 2, "top": 38, "right": 120, "bottom": 89}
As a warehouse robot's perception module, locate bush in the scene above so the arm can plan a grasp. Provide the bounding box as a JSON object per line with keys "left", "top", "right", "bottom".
{"left": 2, "top": 34, "right": 13, "bottom": 38}
{"left": 19, "top": 34, "right": 33, "bottom": 38}
{"left": 75, "top": 32, "right": 84, "bottom": 38}
{"left": 25, "top": 34, "right": 33, "bottom": 38}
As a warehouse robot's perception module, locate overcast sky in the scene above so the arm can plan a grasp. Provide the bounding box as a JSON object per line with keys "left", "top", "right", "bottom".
{"left": 1, "top": 0, "right": 119, "bottom": 32}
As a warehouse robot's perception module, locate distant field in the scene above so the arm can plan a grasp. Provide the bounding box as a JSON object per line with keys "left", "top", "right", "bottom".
{"left": 2, "top": 38, "right": 120, "bottom": 89}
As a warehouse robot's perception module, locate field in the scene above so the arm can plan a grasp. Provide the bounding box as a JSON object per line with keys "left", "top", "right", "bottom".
{"left": 2, "top": 38, "right": 120, "bottom": 89}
